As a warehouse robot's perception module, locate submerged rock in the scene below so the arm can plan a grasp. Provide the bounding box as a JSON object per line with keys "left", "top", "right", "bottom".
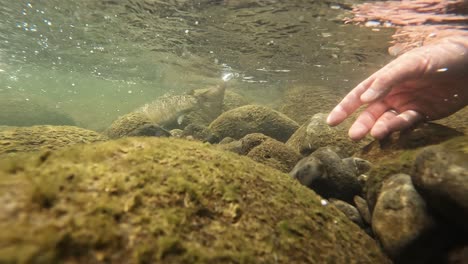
{"left": 412, "top": 136, "right": 468, "bottom": 232}
{"left": 290, "top": 147, "right": 363, "bottom": 204}
{"left": 372, "top": 174, "right": 435, "bottom": 261}
{"left": 358, "top": 122, "right": 463, "bottom": 164}
{"left": 127, "top": 124, "right": 171, "bottom": 138}
{"left": 354, "top": 195, "right": 372, "bottom": 225}
{"left": 330, "top": 199, "right": 365, "bottom": 228}
{"left": 218, "top": 133, "right": 301, "bottom": 173}
{"left": 182, "top": 124, "right": 218, "bottom": 143}
{"left": 209, "top": 105, "right": 299, "bottom": 142}
{"left": 242, "top": 134, "right": 301, "bottom": 173}
{"left": 105, "top": 112, "right": 153, "bottom": 139}
{"left": 360, "top": 123, "right": 463, "bottom": 212}
{"left": 286, "top": 113, "right": 371, "bottom": 157}
{"left": 0, "top": 125, "right": 107, "bottom": 156}
{"left": 0, "top": 137, "right": 390, "bottom": 263}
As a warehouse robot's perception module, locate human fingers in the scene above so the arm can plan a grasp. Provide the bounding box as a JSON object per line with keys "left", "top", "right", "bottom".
{"left": 371, "top": 110, "right": 423, "bottom": 139}
{"left": 360, "top": 51, "right": 428, "bottom": 103}
{"left": 326, "top": 78, "right": 373, "bottom": 126}
{"left": 369, "top": 110, "right": 399, "bottom": 139}
{"left": 347, "top": 102, "right": 389, "bottom": 140}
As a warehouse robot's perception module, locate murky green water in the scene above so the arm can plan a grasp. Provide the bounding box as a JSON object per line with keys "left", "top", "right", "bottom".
{"left": 0, "top": 0, "right": 394, "bottom": 131}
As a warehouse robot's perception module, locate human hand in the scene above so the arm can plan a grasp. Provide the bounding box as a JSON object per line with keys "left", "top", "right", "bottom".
{"left": 327, "top": 36, "right": 468, "bottom": 141}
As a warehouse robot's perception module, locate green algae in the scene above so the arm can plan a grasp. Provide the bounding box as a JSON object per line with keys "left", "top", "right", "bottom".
{"left": 0, "top": 137, "right": 390, "bottom": 263}
{"left": 363, "top": 135, "right": 468, "bottom": 211}
{"left": 0, "top": 126, "right": 107, "bottom": 157}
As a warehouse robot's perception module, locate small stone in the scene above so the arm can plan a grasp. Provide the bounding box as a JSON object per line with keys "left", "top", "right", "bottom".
{"left": 330, "top": 199, "right": 364, "bottom": 228}
{"left": 354, "top": 195, "right": 371, "bottom": 225}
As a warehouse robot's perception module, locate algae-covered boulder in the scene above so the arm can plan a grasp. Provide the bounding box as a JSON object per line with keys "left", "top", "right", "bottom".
{"left": 0, "top": 125, "right": 107, "bottom": 156}
{"left": 209, "top": 105, "right": 299, "bottom": 142}
{"left": 217, "top": 133, "right": 302, "bottom": 173}
{"left": 241, "top": 133, "right": 301, "bottom": 173}
{"left": 412, "top": 136, "right": 468, "bottom": 232}
{"left": 357, "top": 122, "right": 463, "bottom": 164}
{"left": 358, "top": 123, "right": 463, "bottom": 211}
{"left": 286, "top": 113, "right": 371, "bottom": 157}
{"left": 105, "top": 112, "right": 153, "bottom": 139}
{"left": 0, "top": 137, "right": 390, "bottom": 264}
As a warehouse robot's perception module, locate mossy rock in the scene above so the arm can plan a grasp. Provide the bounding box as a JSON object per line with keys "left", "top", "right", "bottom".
{"left": 357, "top": 122, "right": 462, "bottom": 164}
{"left": 209, "top": 105, "right": 299, "bottom": 142}
{"left": 287, "top": 113, "right": 371, "bottom": 157}
{"left": 227, "top": 133, "right": 302, "bottom": 173}
{"left": 0, "top": 137, "right": 390, "bottom": 263}
{"left": 246, "top": 139, "right": 301, "bottom": 172}
{"left": 105, "top": 112, "right": 153, "bottom": 139}
{"left": 0, "top": 97, "right": 75, "bottom": 126}
{"left": 0, "top": 125, "right": 107, "bottom": 157}
{"left": 360, "top": 123, "right": 463, "bottom": 211}
{"left": 412, "top": 135, "right": 468, "bottom": 232}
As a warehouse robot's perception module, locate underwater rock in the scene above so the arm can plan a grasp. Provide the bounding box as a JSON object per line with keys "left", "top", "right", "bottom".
{"left": 286, "top": 113, "right": 371, "bottom": 157}
{"left": 237, "top": 133, "right": 271, "bottom": 155}
{"left": 105, "top": 112, "right": 153, "bottom": 139}
{"left": 0, "top": 125, "right": 107, "bottom": 157}
{"left": 218, "top": 133, "right": 301, "bottom": 173}
{"left": 0, "top": 137, "right": 390, "bottom": 263}
{"left": 127, "top": 124, "right": 171, "bottom": 138}
{"left": 354, "top": 195, "right": 372, "bottom": 226}
{"left": 289, "top": 155, "right": 325, "bottom": 188}
{"left": 218, "top": 137, "right": 236, "bottom": 144}
{"left": 290, "top": 146, "right": 363, "bottom": 204}
{"left": 217, "top": 139, "right": 243, "bottom": 155}
{"left": 330, "top": 199, "right": 364, "bottom": 228}
{"left": 209, "top": 105, "right": 299, "bottom": 142}
{"left": 360, "top": 123, "right": 463, "bottom": 212}
{"left": 0, "top": 96, "right": 75, "bottom": 127}
{"left": 412, "top": 136, "right": 468, "bottom": 232}
{"left": 182, "top": 124, "right": 218, "bottom": 143}
{"left": 243, "top": 134, "right": 301, "bottom": 173}
{"left": 342, "top": 157, "right": 372, "bottom": 176}
{"left": 358, "top": 122, "right": 463, "bottom": 164}
{"left": 278, "top": 85, "right": 341, "bottom": 125}
{"left": 447, "top": 245, "right": 468, "bottom": 264}
{"left": 372, "top": 173, "right": 435, "bottom": 261}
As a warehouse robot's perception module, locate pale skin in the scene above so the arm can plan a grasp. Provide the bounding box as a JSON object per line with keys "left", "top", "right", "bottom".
{"left": 327, "top": 36, "right": 468, "bottom": 141}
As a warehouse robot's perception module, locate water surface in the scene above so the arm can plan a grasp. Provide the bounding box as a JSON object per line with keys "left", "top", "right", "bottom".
{"left": 0, "top": 0, "right": 394, "bottom": 131}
